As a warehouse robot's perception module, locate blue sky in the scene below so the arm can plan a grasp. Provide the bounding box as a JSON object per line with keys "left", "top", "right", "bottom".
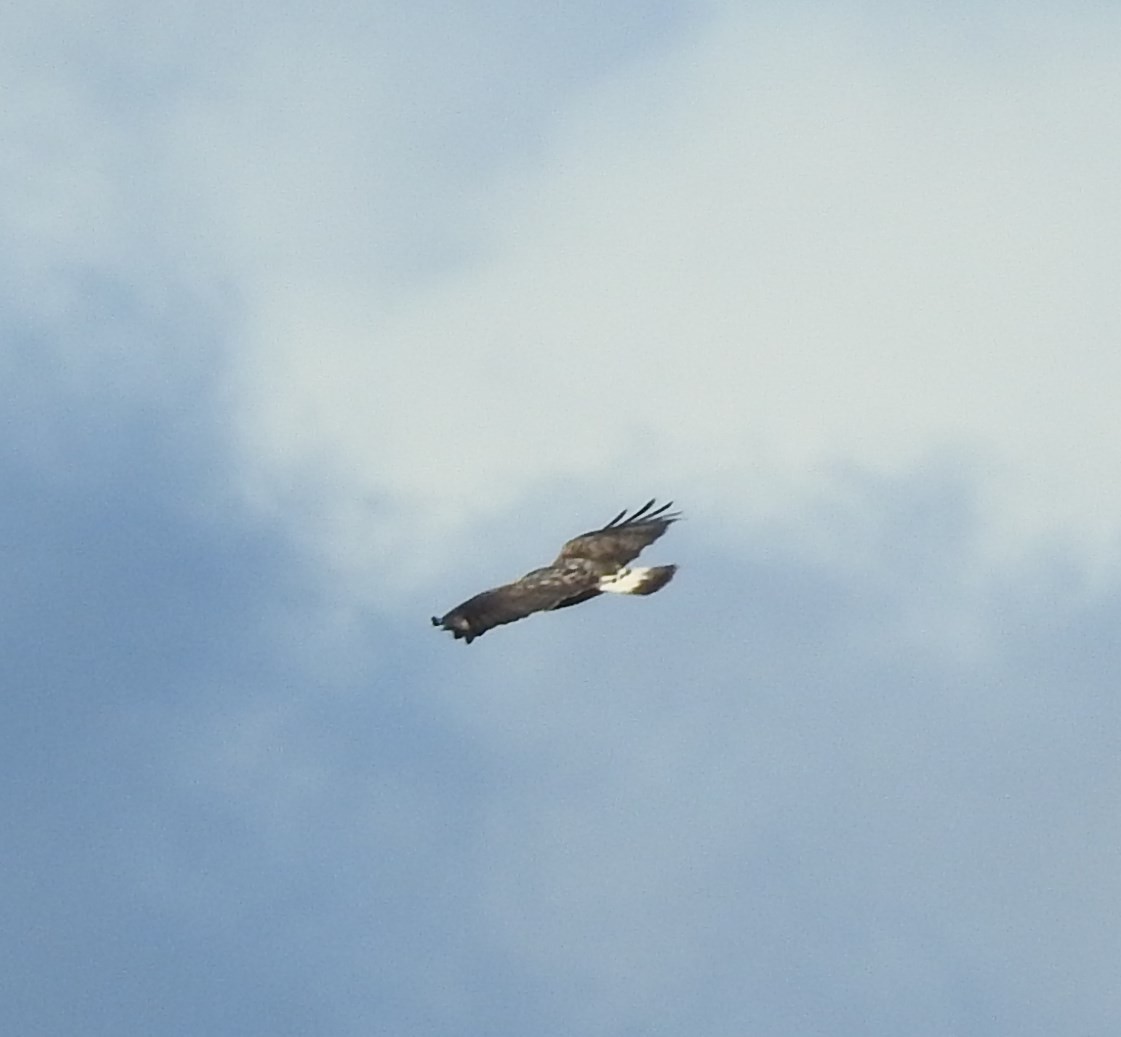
{"left": 5, "top": 1, "right": 1121, "bottom": 1034}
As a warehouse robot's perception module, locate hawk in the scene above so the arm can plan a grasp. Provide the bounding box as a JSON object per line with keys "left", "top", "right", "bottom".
{"left": 431, "top": 499, "right": 681, "bottom": 644}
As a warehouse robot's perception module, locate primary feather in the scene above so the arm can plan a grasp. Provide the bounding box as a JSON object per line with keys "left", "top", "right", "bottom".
{"left": 431, "top": 499, "right": 681, "bottom": 643}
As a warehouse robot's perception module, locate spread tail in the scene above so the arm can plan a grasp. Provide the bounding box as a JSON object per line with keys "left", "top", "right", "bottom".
{"left": 599, "top": 564, "right": 677, "bottom": 596}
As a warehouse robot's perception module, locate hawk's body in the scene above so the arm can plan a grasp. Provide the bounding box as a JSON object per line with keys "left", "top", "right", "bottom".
{"left": 431, "top": 499, "right": 680, "bottom": 643}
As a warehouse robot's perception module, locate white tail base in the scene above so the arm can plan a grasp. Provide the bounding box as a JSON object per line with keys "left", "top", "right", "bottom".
{"left": 598, "top": 565, "right": 676, "bottom": 595}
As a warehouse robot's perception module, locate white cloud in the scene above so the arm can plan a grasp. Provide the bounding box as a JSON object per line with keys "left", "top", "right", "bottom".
{"left": 173, "top": 5, "right": 1121, "bottom": 589}
{"left": 14, "top": 7, "right": 1121, "bottom": 1036}
{"left": 6, "top": 3, "right": 1121, "bottom": 583}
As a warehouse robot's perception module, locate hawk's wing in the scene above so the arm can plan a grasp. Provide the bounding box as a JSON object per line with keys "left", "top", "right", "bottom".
{"left": 431, "top": 565, "right": 600, "bottom": 643}
{"left": 556, "top": 499, "right": 681, "bottom": 568}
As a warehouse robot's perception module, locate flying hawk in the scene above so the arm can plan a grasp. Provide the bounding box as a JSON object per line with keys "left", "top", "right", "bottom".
{"left": 431, "top": 499, "right": 681, "bottom": 643}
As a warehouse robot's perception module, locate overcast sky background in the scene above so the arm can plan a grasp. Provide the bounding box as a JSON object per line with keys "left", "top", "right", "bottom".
{"left": 5, "top": 1, "right": 1121, "bottom": 1034}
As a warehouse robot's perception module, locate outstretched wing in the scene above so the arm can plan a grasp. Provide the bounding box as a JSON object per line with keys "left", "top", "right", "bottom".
{"left": 431, "top": 565, "right": 600, "bottom": 643}
{"left": 556, "top": 499, "right": 681, "bottom": 568}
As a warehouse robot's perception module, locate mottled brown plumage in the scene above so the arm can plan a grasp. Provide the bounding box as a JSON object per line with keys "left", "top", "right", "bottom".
{"left": 431, "top": 500, "right": 681, "bottom": 643}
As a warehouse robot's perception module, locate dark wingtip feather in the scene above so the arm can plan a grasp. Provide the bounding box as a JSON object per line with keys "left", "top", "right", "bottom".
{"left": 605, "top": 498, "right": 681, "bottom": 528}
{"left": 432, "top": 609, "right": 481, "bottom": 644}
{"left": 604, "top": 506, "right": 630, "bottom": 528}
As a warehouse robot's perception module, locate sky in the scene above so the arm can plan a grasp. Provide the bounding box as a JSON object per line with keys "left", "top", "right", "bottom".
{"left": 5, "top": 0, "right": 1121, "bottom": 1033}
